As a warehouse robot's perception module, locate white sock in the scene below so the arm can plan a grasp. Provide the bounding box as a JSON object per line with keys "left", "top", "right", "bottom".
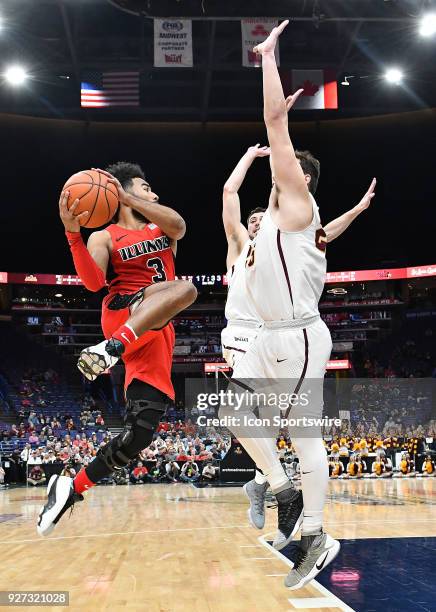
{"left": 301, "top": 511, "right": 324, "bottom": 535}
{"left": 292, "top": 437, "right": 328, "bottom": 534}
{"left": 255, "top": 469, "right": 267, "bottom": 485}
{"left": 237, "top": 436, "right": 287, "bottom": 493}
{"left": 264, "top": 462, "right": 290, "bottom": 494}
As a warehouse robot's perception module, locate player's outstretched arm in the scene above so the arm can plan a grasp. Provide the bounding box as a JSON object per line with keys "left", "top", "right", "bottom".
{"left": 254, "top": 21, "right": 312, "bottom": 231}
{"left": 59, "top": 190, "right": 108, "bottom": 292}
{"left": 223, "top": 144, "right": 269, "bottom": 269}
{"left": 93, "top": 168, "right": 186, "bottom": 241}
{"left": 324, "top": 178, "right": 376, "bottom": 243}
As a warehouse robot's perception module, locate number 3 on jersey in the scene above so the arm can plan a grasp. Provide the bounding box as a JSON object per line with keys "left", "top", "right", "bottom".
{"left": 147, "top": 257, "right": 167, "bottom": 282}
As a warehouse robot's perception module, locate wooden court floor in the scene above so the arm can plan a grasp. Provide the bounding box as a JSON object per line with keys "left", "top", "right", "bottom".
{"left": 0, "top": 478, "right": 435, "bottom": 611}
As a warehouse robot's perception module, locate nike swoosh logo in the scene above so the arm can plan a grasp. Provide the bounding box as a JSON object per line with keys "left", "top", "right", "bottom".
{"left": 302, "top": 471, "right": 313, "bottom": 475}
{"left": 276, "top": 358, "right": 288, "bottom": 363}
{"left": 316, "top": 552, "right": 329, "bottom": 571}
{"left": 116, "top": 234, "right": 128, "bottom": 242}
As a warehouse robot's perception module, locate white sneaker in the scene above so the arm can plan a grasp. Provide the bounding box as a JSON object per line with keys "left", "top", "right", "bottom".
{"left": 77, "top": 339, "right": 121, "bottom": 381}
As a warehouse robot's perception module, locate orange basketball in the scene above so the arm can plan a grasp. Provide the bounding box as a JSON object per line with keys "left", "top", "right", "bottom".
{"left": 62, "top": 170, "right": 119, "bottom": 228}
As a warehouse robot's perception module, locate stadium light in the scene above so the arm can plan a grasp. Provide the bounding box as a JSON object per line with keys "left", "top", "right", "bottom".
{"left": 4, "top": 65, "right": 28, "bottom": 86}
{"left": 341, "top": 76, "right": 355, "bottom": 86}
{"left": 54, "top": 293, "right": 63, "bottom": 298}
{"left": 419, "top": 13, "right": 436, "bottom": 37}
{"left": 384, "top": 68, "right": 403, "bottom": 85}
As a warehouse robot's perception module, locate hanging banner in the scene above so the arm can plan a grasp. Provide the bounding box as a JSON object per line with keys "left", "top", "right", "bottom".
{"left": 154, "top": 19, "right": 193, "bottom": 68}
{"left": 241, "top": 18, "right": 279, "bottom": 68}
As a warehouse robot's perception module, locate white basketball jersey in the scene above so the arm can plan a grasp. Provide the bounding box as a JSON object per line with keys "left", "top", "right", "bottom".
{"left": 225, "top": 239, "right": 259, "bottom": 323}
{"left": 245, "top": 196, "right": 327, "bottom": 321}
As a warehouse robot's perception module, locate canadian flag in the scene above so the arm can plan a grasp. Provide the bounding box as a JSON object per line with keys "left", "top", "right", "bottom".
{"left": 289, "top": 69, "right": 338, "bottom": 109}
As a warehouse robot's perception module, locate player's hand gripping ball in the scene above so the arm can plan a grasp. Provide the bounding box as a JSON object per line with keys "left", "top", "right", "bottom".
{"left": 61, "top": 169, "right": 120, "bottom": 229}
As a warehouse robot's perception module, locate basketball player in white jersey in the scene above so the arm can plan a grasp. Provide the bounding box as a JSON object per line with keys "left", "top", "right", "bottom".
{"left": 222, "top": 143, "right": 375, "bottom": 536}
{"left": 220, "top": 20, "right": 377, "bottom": 590}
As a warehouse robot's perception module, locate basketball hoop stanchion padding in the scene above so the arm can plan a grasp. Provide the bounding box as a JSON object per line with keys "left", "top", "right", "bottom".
{"left": 219, "top": 439, "right": 256, "bottom": 484}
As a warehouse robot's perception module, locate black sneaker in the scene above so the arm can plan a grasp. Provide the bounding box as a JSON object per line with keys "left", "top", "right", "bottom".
{"left": 272, "top": 487, "right": 304, "bottom": 550}
{"left": 37, "top": 475, "right": 83, "bottom": 536}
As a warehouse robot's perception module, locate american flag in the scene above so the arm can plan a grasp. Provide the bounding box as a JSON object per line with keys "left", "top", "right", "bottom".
{"left": 81, "top": 71, "right": 140, "bottom": 107}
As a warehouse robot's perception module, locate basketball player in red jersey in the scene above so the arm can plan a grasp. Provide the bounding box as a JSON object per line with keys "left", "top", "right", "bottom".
{"left": 37, "top": 162, "right": 197, "bottom": 536}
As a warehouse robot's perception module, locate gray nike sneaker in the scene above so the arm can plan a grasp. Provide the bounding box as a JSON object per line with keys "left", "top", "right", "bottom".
{"left": 243, "top": 479, "right": 269, "bottom": 529}
{"left": 272, "top": 487, "right": 304, "bottom": 550}
{"left": 285, "top": 530, "right": 340, "bottom": 590}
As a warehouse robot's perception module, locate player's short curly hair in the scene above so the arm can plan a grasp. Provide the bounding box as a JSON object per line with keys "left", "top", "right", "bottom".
{"left": 105, "top": 161, "right": 145, "bottom": 190}
{"left": 105, "top": 161, "right": 148, "bottom": 223}
{"left": 295, "top": 150, "right": 320, "bottom": 195}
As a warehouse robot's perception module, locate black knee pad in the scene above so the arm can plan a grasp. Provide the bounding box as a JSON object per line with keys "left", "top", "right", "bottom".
{"left": 97, "top": 380, "right": 168, "bottom": 471}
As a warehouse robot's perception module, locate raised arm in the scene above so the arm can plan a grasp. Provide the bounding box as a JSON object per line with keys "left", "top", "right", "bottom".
{"left": 254, "top": 21, "right": 312, "bottom": 231}
{"left": 223, "top": 144, "right": 269, "bottom": 270}
{"left": 94, "top": 168, "right": 186, "bottom": 241}
{"left": 59, "top": 191, "right": 109, "bottom": 292}
{"left": 324, "top": 179, "right": 376, "bottom": 243}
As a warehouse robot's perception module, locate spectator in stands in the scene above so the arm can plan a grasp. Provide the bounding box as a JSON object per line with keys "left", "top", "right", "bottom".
{"left": 28, "top": 450, "right": 42, "bottom": 465}
{"left": 165, "top": 460, "right": 180, "bottom": 482}
{"left": 339, "top": 438, "right": 349, "bottom": 458}
{"left": 329, "top": 442, "right": 340, "bottom": 461}
{"left": 381, "top": 454, "right": 393, "bottom": 477}
{"left": 20, "top": 443, "right": 32, "bottom": 463}
{"left": 196, "top": 443, "right": 211, "bottom": 461}
{"left": 371, "top": 456, "right": 385, "bottom": 478}
{"left": 356, "top": 454, "right": 367, "bottom": 475}
{"left": 27, "top": 465, "right": 46, "bottom": 486}
{"left": 374, "top": 438, "right": 385, "bottom": 458}
{"left": 95, "top": 414, "right": 105, "bottom": 428}
{"left": 51, "top": 417, "right": 62, "bottom": 430}
{"left": 398, "top": 452, "right": 415, "bottom": 477}
{"left": 201, "top": 461, "right": 218, "bottom": 483}
{"left": 422, "top": 455, "right": 435, "bottom": 476}
{"left": 277, "top": 435, "right": 287, "bottom": 451}
{"left": 0, "top": 465, "right": 5, "bottom": 487}
{"left": 47, "top": 450, "right": 57, "bottom": 463}
{"left": 149, "top": 458, "right": 165, "bottom": 483}
{"left": 208, "top": 444, "right": 222, "bottom": 461}
{"left": 330, "top": 459, "right": 343, "bottom": 478}
{"left": 346, "top": 454, "right": 362, "bottom": 478}
{"left": 180, "top": 458, "right": 199, "bottom": 483}
{"left": 130, "top": 461, "right": 149, "bottom": 484}
{"left": 28, "top": 411, "right": 39, "bottom": 428}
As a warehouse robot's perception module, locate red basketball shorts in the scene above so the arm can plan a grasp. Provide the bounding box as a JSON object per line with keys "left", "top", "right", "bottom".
{"left": 101, "top": 295, "right": 175, "bottom": 400}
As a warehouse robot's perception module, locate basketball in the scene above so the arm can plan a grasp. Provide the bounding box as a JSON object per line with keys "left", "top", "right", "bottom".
{"left": 62, "top": 170, "right": 119, "bottom": 228}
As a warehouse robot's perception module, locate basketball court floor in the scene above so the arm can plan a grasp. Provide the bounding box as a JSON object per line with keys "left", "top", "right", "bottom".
{"left": 1, "top": 479, "right": 435, "bottom": 611}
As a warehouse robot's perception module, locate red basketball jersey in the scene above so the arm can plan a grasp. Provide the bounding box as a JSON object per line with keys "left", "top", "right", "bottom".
{"left": 105, "top": 223, "right": 175, "bottom": 294}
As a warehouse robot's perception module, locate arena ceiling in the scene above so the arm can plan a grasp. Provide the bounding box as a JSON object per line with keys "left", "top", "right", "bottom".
{"left": 0, "top": 0, "right": 435, "bottom": 120}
